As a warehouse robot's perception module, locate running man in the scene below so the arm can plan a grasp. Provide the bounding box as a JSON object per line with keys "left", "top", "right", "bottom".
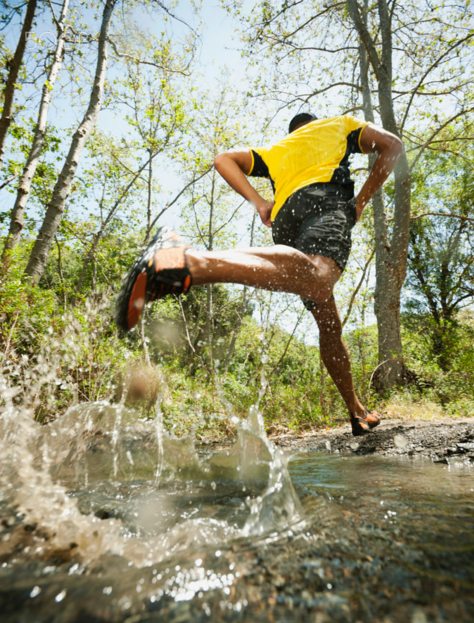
{"left": 116, "top": 112, "right": 403, "bottom": 436}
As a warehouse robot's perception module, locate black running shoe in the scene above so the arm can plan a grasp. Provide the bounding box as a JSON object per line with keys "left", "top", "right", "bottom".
{"left": 350, "top": 409, "right": 381, "bottom": 437}
{"left": 115, "top": 227, "right": 193, "bottom": 332}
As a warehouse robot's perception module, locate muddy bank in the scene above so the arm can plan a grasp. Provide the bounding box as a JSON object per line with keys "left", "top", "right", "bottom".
{"left": 271, "top": 417, "right": 474, "bottom": 465}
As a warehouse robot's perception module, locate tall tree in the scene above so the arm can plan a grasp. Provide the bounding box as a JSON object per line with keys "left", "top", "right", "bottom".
{"left": 0, "top": 0, "right": 37, "bottom": 170}
{"left": 348, "top": 0, "right": 411, "bottom": 387}
{"left": 114, "top": 32, "right": 192, "bottom": 243}
{"left": 25, "top": 0, "right": 117, "bottom": 280}
{"left": 73, "top": 131, "right": 151, "bottom": 294}
{"left": 2, "top": 0, "right": 70, "bottom": 257}
{"left": 178, "top": 85, "right": 264, "bottom": 369}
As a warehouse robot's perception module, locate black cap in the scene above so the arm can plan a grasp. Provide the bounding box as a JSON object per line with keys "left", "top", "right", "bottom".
{"left": 288, "top": 112, "right": 317, "bottom": 134}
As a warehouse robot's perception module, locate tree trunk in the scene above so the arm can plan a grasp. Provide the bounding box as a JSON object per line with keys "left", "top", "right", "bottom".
{"left": 3, "top": 0, "right": 69, "bottom": 257}
{"left": 145, "top": 149, "right": 153, "bottom": 242}
{"left": 204, "top": 171, "right": 216, "bottom": 368}
{"left": 0, "top": 0, "right": 37, "bottom": 170}
{"left": 319, "top": 352, "right": 327, "bottom": 419}
{"left": 205, "top": 283, "right": 213, "bottom": 368}
{"left": 222, "top": 213, "right": 257, "bottom": 373}
{"left": 25, "top": 0, "right": 116, "bottom": 281}
{"left": 350, "top": 0, "right": 411, "bottom": 388}
{"left": 222, "top": 285, "right": 248, "bottom": 374}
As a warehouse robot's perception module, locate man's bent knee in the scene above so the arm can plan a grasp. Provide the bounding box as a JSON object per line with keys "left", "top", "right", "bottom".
{"left": 306, "top": 255, "right": 342, "bottom": 282}
{"left": 302, "top": 293, "right": 334, "bottom": 310}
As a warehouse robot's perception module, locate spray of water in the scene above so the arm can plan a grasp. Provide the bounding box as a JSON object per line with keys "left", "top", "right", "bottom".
{"left": 0, "top": 307, "right": 304, "bottom": 569}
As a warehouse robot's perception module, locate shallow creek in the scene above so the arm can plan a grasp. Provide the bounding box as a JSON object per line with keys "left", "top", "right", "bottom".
{"left": 0, "top": 399, "right": 473, "bottom": 622}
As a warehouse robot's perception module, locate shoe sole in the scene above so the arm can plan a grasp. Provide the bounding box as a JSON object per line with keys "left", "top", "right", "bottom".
{"left": 115, "top": 227, "right": 191, "bottom": 332}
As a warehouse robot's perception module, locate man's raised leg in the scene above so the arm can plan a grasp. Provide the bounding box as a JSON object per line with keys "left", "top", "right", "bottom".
{"left": 185, "top": 246, "right": 341, "bottom": 303}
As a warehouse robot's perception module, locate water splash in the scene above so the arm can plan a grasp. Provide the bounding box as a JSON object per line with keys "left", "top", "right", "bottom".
{"left": 0, "top": 361, "right": 303, "bottom": 569}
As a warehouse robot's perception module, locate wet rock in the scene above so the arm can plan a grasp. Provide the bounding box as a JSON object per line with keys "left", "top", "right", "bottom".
{"left": 457, "top": 442, "right": 474, "bottom": 452}
{"left": 1, "top": 517, "right": 15, "bottom": 528}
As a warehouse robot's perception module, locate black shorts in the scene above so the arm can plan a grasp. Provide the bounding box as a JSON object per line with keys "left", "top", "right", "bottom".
{"left": 272, "top": 183, "right": 357, "bottom": 272}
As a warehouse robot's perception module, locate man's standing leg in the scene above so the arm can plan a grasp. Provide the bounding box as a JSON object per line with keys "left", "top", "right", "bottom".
{"left": 311, "top": 296, "right": 380, "bottom": 434}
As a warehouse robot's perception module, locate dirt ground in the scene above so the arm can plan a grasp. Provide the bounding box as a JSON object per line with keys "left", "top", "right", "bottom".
{"left": 271, "top": 417, "right": 474, "bottom": 465}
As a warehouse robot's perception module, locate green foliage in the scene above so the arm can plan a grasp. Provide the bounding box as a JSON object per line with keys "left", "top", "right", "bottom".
{"left": 0, "top": 242, "right": 136, "bottom": 421}
{"left": 405, "top": 132, "right": 474, "bottom": 370}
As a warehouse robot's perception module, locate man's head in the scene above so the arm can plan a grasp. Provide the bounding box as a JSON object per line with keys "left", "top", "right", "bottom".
{"left": 288, "top": 112, "right": 317, "bottom": 134}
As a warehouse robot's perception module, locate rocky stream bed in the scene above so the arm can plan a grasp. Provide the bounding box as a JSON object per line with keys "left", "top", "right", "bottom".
{"left": 1, "top": 415, "right": 473, "bottom": 622}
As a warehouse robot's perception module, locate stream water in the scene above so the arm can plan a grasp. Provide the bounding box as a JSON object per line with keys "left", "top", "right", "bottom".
{"left": 0, "top": 393, "right": 473, "bottom": 622}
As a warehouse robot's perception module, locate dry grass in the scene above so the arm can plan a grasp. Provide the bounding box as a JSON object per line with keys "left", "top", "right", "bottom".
{"left": 382, "top": 394, "right": 447, "bottom": 421}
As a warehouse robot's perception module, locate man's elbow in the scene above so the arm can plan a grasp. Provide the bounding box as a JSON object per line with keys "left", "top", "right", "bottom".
{"left": 214, "top": 149, "right": 250, "bottom": 175}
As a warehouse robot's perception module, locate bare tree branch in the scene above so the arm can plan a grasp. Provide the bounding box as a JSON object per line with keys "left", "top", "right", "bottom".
{"left": 108, "top": 37, "right": 191, "bottom": 76}
{"left": 410, "top": 212, "right": 474, "bottom": 225}
{"left": 400, "top": 32, "right": 474, "bottom": 130}
{"left": 409, "top": 107, "right": 474, "bottom": 172}
{"left": 269, "top": 311, "right": 305, "bottom": 377}
{"left": 146, "top": 167, "right": 212, "bottom": 238}
{"left": 342, "top": 248, "right": 375, "bottom": 328}
{"left": 0, "top": 174, "right": 18, "bottom": 190}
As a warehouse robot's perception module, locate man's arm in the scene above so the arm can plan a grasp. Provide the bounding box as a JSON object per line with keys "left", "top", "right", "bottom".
{"left": 357, "top": 125, "right": 403, "bottom": 221}
{"left": 214, "top": 148, "right": 274, "bottom": 227}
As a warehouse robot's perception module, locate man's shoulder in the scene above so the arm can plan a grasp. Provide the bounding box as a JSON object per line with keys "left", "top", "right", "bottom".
{"left": 315, "top": 114, "right": 367, "bottom": 128}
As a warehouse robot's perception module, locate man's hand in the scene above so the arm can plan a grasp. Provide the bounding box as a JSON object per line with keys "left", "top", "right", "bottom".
{"left": 255, "top": 199, "right": 274, "bottom": 228}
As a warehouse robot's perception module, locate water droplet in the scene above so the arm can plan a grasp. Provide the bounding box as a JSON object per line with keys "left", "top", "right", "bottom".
{"left": 394, "top": 434, "right": 408, "bottom": 449}
{"left": 412, "top": 609, "right": 427, "bottom": 623}
{"left": 55, "top": 589, "right": 66, "bottom": 603}
{"left": 30, "top": 586, "right": 41, "bottom": 598}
